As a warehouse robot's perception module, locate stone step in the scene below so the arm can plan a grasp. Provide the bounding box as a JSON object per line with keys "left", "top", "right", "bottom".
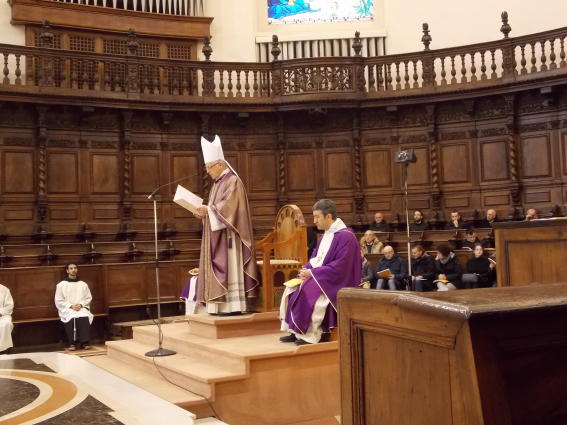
{"left": 85, "top": 354, "right": 209, "bottom": 415}
{"left": 105, "top": 338, "right": 246, "bottom": 399}
{"left": 185, "top": 311, "right": 280, "bottom": 339}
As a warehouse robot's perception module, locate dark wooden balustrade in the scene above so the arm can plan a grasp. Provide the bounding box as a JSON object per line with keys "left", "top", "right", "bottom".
{"left": 1, "top": 25, "right": 567, "bottom": 105}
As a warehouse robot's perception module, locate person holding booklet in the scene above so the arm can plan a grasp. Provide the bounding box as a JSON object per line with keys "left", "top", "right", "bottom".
{"left": 188, "top": 135, "right": 259, "bottom": 315}
{"left": 375, "top": 246, "right": 406, "bottom": 290}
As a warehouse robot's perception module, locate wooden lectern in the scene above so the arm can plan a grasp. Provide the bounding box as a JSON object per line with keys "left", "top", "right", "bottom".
{"left": 493, "top": 219, "right": 567, "bottom": 286}
{"left": 339, "top": 284, "right": 567, "bottom": 425}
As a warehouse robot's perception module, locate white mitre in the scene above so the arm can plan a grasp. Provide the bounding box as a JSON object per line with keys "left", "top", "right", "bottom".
{"left": 200, "top": 135, "right": 225, "bottom": 164}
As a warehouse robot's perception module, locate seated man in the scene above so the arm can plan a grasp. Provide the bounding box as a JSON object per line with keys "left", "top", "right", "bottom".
{"left": 478, "top": 209, "right": 499, "bottom": 228}
{"left": 525, "top": 208, "right": 538, "bottom": 221}
{"left": 55, "top": 263, "right": 93, "bottom": 351}
{"left": 369, "top": 212, "right": 391, "bottom": 233}
{"left": 445, "top": 210, "right": 467, "bottom": 230}
{"left": 279, "top": 199, "right": 361, "bottom": 345}
{"left": 462, "top": 228, "right": 481, "bottom": 250}
{"left": 410, "top": 245, "right": 436, "bottom": 292}
{"left": 360, "top": 229, "right": 383, "bottom": 254}
{"left": 434, "top": 244, "right": 463, "bottom": 291}
{"left": 0, "top": 283, "right": 14, "bottom": 353}
{"left": 409, "top": 210, "right": 430, "bottom": 231}
{"left": 360, "top": 248, "right": 374, "bottom": 289}
{"left": 375, "top": 246, "right": 406, "bottom": 290}
{"left": 462, "top": 244, "right": 496, "bottom": 289}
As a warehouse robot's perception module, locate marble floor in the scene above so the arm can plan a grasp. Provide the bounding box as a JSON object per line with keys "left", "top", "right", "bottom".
{"left": 0, "top": 352, "right": 223, "bottom": 424}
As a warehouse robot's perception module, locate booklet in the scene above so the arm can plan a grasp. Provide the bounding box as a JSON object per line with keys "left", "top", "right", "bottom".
{"left": 377, "top": 269, "right": 393, "bottom": 279}
{"left": 173, "top": 185, "right": 203, "bottom": 215}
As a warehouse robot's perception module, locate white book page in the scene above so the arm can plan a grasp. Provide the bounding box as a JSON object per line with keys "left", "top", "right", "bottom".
{"left": 173, "top": 185, "right": 203, "bottom": 214}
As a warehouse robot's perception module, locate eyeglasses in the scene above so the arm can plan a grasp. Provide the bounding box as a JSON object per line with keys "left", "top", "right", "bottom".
{"left": 205, "top": 163, "right": 220, "bottom": 171}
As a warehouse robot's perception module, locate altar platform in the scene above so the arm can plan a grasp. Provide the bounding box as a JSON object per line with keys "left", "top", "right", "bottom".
{"left": 89, "top": 312, "right": 341, "bottom": 425}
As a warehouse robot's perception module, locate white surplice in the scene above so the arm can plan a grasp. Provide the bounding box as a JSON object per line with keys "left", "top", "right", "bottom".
{"left": 54, "top": 280, "right": 94, "bottom": 324}
{"left": 0, "top": 284, "right": 14, "bottom": 351}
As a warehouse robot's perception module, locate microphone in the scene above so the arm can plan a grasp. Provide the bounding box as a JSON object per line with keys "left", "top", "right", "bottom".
{"left": 147, "top": 172, "right": 201, "bottom": 200}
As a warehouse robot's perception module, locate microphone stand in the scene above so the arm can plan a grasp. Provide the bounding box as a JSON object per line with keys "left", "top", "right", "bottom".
{"left": 402, "top": 163, "right": 412, "bottom": 289}
{"left": 144, "top": 173, "right": 198, "bottom": 358}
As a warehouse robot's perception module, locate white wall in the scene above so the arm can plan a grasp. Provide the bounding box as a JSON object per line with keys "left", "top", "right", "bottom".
{"left": 384, "top": 0, "right": 567, "bottom": 54}
{"left": 0, "top": 0, "right": 25, "bottom": 45}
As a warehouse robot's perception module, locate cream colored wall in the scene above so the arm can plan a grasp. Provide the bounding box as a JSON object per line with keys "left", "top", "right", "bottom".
{"left": 0, "top": 0, "right": 25, "bottom": 45}
{"left": 384, "top": 0, "right": 567, "bottom": 54}
{"left": 204, "top": 0, "right": 567, "bottom": 61}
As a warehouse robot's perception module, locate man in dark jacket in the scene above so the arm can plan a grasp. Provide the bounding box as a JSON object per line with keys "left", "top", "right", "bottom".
{"left": 369, "top": 212, "right": 391, "bottom": 233}
{"left": 434, "top": 243, "right": 462, "bottom": 290}
{"left": 409, "top": 210, "right": 430, "bottom": 231}
{"left": 410, "top": 245, "right": 436, "bottom": 291}
{"left": 375, "top": 246, "right": 406, "bottom": 290}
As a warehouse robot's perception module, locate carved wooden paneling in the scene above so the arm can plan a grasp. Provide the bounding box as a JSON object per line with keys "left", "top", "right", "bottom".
{"left": 92, "top": 205, "right": 121, "bottom": 220}
{"left": 3, "top": 207, "right": 34, "bottom": 221}
{"left": 170, "top": 154, "right": 201, "bottom": 195}
{"left": 363, "top": 149, "right": 392, "bottom": 188}
{"left": 107, "top": 264, "right": 147, "bottom": 306}
{"left": 50, "top": 207, "right": 79, "bottom": 220}
{"left": 2, "top": 151, "right": 34, "bottom": 194}
{"left": 440, "top": 143, "right": 470, "bottom": 184}
{"left": 287, "top": 152, "right": 315, "bottom": 192}
{"left": 480, "top": 140, "right": 509, "bottom": 181}
{"left": 47, "top": 152, "right": 78, "bottom": 194}
{"left": 91, "top": 153, "right": 120, "bottom": 194}
{"left": 248, "top": 152, "right": 277, "bottom": 192}
{"left": 562, "top": 132, "right": 567, "bottom": 175}
{"left": 10, "top": 269, "right": 60, "bottom": 320}
{"left": 444, "top": 197, "right": 470, "bottom": 208}
{"left": 524, "top": 191, "right": 551, "bottom": 203}
{"left": 405, "top": 147, "right": 430, "bottom": 186}
{"left": 522, "top": 136, "right": 552, "bottom": 178}
{"left": 484, "top": 193, "right": 510, "bottom": 206}
{"left": 325, "top": 151, "right": 352, "bottom": 190}
{"left": 132, "top": 154, "right": 160, "bottom": 194}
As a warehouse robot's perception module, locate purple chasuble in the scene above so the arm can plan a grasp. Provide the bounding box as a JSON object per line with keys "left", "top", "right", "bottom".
{"left": 285, "top": 228, "right": 361, "bottom": 335}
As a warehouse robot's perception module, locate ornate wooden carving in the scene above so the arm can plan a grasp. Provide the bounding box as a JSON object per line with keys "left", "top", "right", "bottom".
{"left": 121, "top": 111, "right": 133, "bottom": 220}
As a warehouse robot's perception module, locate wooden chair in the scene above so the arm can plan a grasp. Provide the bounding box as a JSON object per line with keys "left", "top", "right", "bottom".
{"left": 255, "top": 205, "right": 308, "bottom": 312}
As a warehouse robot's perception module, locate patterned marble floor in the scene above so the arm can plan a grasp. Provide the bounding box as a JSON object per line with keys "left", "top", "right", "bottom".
{"left": 0, "top": 352, "right": 202, "bottom": 424}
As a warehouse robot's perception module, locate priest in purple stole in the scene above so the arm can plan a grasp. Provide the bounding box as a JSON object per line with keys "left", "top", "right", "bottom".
{"left": 279, "top": 199, "right": 361, "bottom": 345}
{"left": 194, "top": 135, "right": 259, "bottom": 314}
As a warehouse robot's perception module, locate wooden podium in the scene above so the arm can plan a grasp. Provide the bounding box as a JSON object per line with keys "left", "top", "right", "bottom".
{"left": 493, "top": 219, "right": 567, "bottom": 287}
{"left": 339, "top": 284, "right": 567, "bottom": 425}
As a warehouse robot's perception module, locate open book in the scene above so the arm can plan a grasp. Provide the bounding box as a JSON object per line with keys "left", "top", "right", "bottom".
{"left": 174, "top": 185, "right": 226, "bottom": 231}
{"left": 377, "top": 269, "right": 393, "bottom": 279}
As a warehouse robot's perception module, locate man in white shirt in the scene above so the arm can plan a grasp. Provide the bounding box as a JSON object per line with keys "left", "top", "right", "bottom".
{"left": 0, "top": 283, "right": 14, "bottom": 353}
{"left": 55, "top": 263, "right": 93, "bottom": 350}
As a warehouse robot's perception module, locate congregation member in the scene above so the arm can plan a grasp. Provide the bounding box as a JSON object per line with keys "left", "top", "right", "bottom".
{"left": 194, "top": 135, "right": 259, "bottom": 315}
{"left": 462, "top": 244, "right": 496, "bottom": 289}
{"left": 409, "top": 210, "right": 430, "bottom": 231}
{"left": 279, "top": 199, "right": 361, "bottom": 345}
{"left": 360, "top": 229, "right": 384, "bottom": 254}
{"left": 360, "top": 248, "right": 374, "bottom": 288}
{"left": 0, "top": 283, "right": 14, "bottom": 353}
{"left": 410, "top": 245, "right": 436, "bottom": 292}
{"left": 478, "top": 209, "right": 499, "bottom": 228}
{"left": 445, "top": 210, "right": 467, "bottom": 229}
{"left": 375, "top": 246, "right": 406, "bottom": 290}
{"left": 434, "top": 244, "right": 463, "bottom": 291}
{"left": 369, "top": 212, "right": 391, "bottom": 232}
{"left": 55, "top": 263, "right": 93, "bottom": 351}
{"left": 462, "top": 228, "right": 481, "bottom": 250}
{"left": 525, "top": 208, "right": 538, "bottom": 221}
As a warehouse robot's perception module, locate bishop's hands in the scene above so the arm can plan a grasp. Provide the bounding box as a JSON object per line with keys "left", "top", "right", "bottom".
{"left": 71, "top": 304, "right": 82, "bottom": 311}
{"left": 194, "top": 206, "right": 209, "bottom": 220}
{"left": 298, "top": 268, "right": 312, "bottom": 280}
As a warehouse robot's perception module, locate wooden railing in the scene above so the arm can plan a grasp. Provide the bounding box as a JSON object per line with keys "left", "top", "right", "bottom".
{"left": 1, "top": 25, "right": 567, "bottom": 104}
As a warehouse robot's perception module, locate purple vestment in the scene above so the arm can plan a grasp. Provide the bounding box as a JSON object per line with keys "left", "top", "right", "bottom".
{"left": 284, "top": 228, "right": 361, "bottom": 335}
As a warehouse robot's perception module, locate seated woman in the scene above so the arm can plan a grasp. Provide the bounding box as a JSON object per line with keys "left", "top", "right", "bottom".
{"left": 360, "top": 230, "right": 384, "bottom": 254}
{"left": 434, "top": 243, "right": 462, "bottom": 291}
{"left": 375, "top": 246, "right": 406, "bottom": 290}
{"left": 462, "top": 244, "right": 496, "bottom": 288}
{"left": 360, "top": 248, "right": 374, "bottom": 289}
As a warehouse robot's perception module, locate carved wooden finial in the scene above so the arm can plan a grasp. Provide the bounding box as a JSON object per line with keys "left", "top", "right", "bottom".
{"left": 202, "top": 36, "right": 213, "bottom": 61}
{"left": 352, "top": 31, "right": 362, "bottom": 57}
{"left": 271, "top": 35, "right": 281, "bottom": 61}
{"left": 500, "top": 11, "right": 511, "bottom": 39}
{"left": 127, "top": 29, "right": 139, "bottom": 55}
{"left": 421, "top": 23, "right": 432, "bottom": 51}
{"left": 39, "top": 20, "right": 55, "bottom": 48}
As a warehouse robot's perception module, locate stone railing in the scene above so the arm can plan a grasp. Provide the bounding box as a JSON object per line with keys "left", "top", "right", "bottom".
{"left": 1, "top": 17, "right": 566, "bottom": 106}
